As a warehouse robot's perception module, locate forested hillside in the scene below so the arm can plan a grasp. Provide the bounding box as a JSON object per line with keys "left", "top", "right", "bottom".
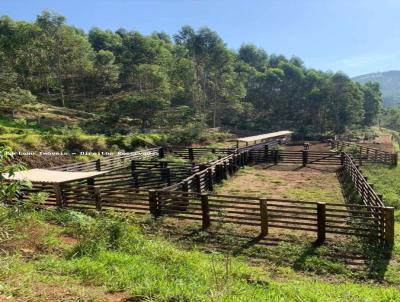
{"left": 353, "top": 71, "right": 400, "bottom": 107}
{"left": 0, "top": 11, "right": 382, "bottom": 140}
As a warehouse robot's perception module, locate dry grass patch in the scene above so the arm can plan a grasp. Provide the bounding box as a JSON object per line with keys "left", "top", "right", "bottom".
{"left": 215, "top": 165, "right": 345, "bottom": 203}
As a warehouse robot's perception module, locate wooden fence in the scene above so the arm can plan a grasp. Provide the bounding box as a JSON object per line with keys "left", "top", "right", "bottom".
{"left": 152, "top": 191, "right": 393, "bottom": 243}
{"left": 30, "top": 186, "right": 393, "bottom": 245}
{"left": 251, "top": 149, "right": 342, "bottom": 166}
{"left": 339, "top": 153, "right": 384, "bottom": 208}
{"left": 47, "top": 148, "right": 160, "bottom": 172}
{"left": 17, "top": 140, "right": 395, "bottom": 245}
{"left": 170, "top": 147, "right": 235, "bottom": 161}
{"left": 333, "top": 140, "right": 398, "bottom": 166}
{"left": 160, "top": 150, "right": 251, "bottom": 193}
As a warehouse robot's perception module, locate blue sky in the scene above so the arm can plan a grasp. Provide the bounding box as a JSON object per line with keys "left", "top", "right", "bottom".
{"left": 1, "top": 0, "right": 399, "bottom": 76}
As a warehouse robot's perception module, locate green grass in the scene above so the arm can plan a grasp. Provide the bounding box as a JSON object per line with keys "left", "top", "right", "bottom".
{"left": 1, "top": 204, "right": 400, "bottom": 301}
{"left": 286, "top": 187, "right": 344, "bottom": 203}
{"left": 362, "top": 164, "right": 400, "bottom": 209}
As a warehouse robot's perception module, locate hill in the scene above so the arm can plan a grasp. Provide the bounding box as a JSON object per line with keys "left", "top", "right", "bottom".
{"left": 353, "top": 70, "right": 400, "bottom": 107}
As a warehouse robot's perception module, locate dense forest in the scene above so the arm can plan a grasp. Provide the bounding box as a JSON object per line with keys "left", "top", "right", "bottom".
{"left": 0, "top": 11, "right": 382, "bottom": 140}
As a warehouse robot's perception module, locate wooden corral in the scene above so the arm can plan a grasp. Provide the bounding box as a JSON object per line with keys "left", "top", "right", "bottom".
{"left": 11, "top": 134, "right": 396, "bottom": 246}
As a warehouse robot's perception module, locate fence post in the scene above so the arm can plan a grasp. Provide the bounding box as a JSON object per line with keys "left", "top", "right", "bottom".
{"left": 215, "top": 164, "right": 221, "bottom": 183}
{"left": 248, "top": 150, "right": 253, "bottom": 164}
{"left": 148, "top": 189, "right": 159, "bottom": 218}
{"left": 317, "top": 202, "right": 326, "bottom": 243}
{"left": 131, "top": 160, "right": 136, "bottom": 175}
{"left": 158, "top": 147, "right": 165, "bottom": 159}
{"left": 87, "top": 177, "right": 96, "bottom": 205}
{"left": 94, "top": 186, "right": 102, "bottom": 211}
{"left": 161, "top": 168, "right": 171, "bottom": 186}
{"left": 95, "top": 159, "right": 101, "bottom": 171}
{"left": 195, "top": 174, "right": 202, "bottom": 193}
{"left": 340, "top": 152, "right": 345, "bottom": 166}
{"left": 302, "top": 150, "right": 308, "bottom": 167}
{"left": 201, "top": 193, "right": 210, "bottom": 229}
{"left": 223, "top": 162, "right": 228, "bottom": 180}
{"left": 384, "top": 207, "right": 395, "bottom": 246}
{"left": 240, "top": 153, "right": 245, "bottom": 167}
{"left": 259, "top": 198, "right": 268, "bottom": 236}
{"left": 207, "top": 168, "right": 214, "bottom": 191}
{"left": 273, "top": 150, "right": 278, "bottom": 165}
{"left": 188, "top": 148, "right": 194, "bottom": 161}
{"left": 133, "top": 172, "right": 139, "bottom": 189}
{"left": 264, "top": 145, "right": 269, "bottom": 163}
{"left": 228, "top": 159, "right": 234, "bottom": 176}
{"left": 183, "top": 180, "right": 189, "bottom": 192}
{"left": 54, "top": 183, "right": 64, "bottom": 208}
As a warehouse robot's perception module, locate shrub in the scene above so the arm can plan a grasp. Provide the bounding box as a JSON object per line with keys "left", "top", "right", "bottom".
{"left": 21, "top": 134, "right": 42, "bottom": 149}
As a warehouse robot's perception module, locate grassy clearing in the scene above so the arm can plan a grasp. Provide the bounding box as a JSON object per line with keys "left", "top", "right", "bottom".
{"left": 1, "top": 205, "right": 400, "bottom": 301}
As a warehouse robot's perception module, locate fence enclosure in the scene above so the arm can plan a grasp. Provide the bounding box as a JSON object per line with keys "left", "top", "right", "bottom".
{"left": 18, "top": 142, "right": 396, "bottom": 245}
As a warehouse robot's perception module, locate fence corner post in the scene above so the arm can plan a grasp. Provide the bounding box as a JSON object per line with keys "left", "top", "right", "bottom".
{"left": 94, "top": 186, "right": 102, "bottom": 211}
{"left": 201, "top": 193, "right": 210, "bottom": 229}
{"left": 384, "top": 207, "right": 395, "bottom": 246}
{"left": 317, "top": 202, "right": 326, "bottom": 243}
{"left": 259, "top": 198, "right": 268, "bottom": 236}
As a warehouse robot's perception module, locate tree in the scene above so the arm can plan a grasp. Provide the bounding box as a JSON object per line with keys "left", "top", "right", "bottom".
{"left": 0, "top": 146, "right": 30, "bottom": 203}
{"left": 0, "top": 87, "right": 36, "bottom": 117}
{"left": 238, "top": 44, "right": 268, "bottom": 72}
{"left": 327, "top": 73, "right": 364, "bottom": 133}
{"left": 36, "top": 11, "right": 94, "bottom": 107}
{"left": 117, "top": 95, "right": 170, "bottom": 129}
{"left": 88, "top": 27, "right": 122, "bottom": 52}
{"left": 91, "top": 50, "right": 120, "bottom": 95}
{"left": 361, "top": 81, "right": 382, "bottom": 126}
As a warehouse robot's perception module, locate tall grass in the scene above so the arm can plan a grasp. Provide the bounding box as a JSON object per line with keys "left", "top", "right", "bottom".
{"left": 1, "top": 205, "right": 400, "bottom": 301}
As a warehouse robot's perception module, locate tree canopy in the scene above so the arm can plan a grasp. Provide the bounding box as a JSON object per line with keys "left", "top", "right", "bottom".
{"left": 0, "top": 11, "right": 383, "bottom": 136}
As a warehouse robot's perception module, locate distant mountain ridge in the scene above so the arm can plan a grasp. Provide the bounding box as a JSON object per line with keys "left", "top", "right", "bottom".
{"left": 353, "top": 70, "right": 400, "bottom": 107}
